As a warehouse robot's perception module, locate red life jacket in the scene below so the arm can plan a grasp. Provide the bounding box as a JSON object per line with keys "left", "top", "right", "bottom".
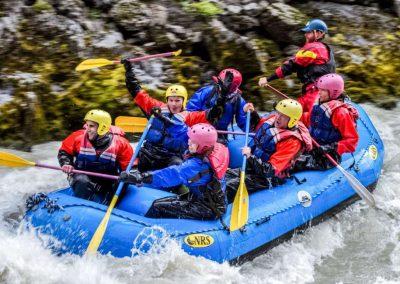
{"left": 207, "top": 142, "right": 229, "bottom": 180}
{"left": 75, "top": 126, "right": 125, "bottom": 174}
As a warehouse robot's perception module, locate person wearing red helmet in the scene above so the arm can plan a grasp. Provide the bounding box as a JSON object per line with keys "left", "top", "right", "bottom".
{"left": 186, "top": 68, "right": 248, "bottom": 143}
{"left": 123, "top": 59, "right": 229, "bottom": 172}
{"left": 119, "top": 123, "right": 229, "bottom": 220}
{"left": 293, "top": 73, "right": 359, "bottom": 171}
{"left": 259, "top": 19, "right": 335, "bottom": 113}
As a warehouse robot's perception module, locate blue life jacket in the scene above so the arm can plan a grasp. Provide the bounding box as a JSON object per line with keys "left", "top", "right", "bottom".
{"left": 149, "top": 143, "right": 229, "bottom": 199}
{"left": 146, "top": 106, "right": 189, "bottom": 154}
{"left": 186, "top": 85, "right": 247, "bottom": 131}
{"left": 310, "top": 101, "right": 344, "bottom": 145}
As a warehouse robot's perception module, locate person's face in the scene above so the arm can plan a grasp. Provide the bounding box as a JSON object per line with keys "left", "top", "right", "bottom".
{"left": 304, "top": 30, "right": 324, "bottom": 43}
{"left": 167, "top": 96, "right": 184, "bottom": 114}
{"left": 274, "top": 112, "right": 290, "bottom": 129}
{"left": 188, "top": 139, "right": 198, "bottom": 154}
{"left": 85, "top": 120, "right": 99, "bottom": 140}
{"left": 319, "top": 89, "right": 330, "bottom": 103}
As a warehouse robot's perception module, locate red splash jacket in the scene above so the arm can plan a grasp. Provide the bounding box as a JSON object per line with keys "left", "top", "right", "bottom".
{"left": 134, "top": 90, "right": 211, "bottom": 127}
{"left": 59, "top": 126, "right": 133, "bottom": 172}
{"left": 302, "top": 101, "right": 359, "bottom": 155}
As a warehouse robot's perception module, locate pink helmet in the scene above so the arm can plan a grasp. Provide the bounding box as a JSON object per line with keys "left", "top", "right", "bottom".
{"left": 218, "top": 68, "right": 242, "bottom": 93}
{"left": 187, "top": 123, "right": 218, "bottom": 153}
{"left": 316, "top": 73, "right": 345, "bottom": 99}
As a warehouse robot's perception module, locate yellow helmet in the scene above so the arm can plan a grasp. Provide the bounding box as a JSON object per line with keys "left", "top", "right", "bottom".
{"left": 165, "top": 84, "right": 188, "bottom": 107}
{"left": 84, "top": 109, "right": 112, "bottom": 136}
{"left": 275, "top": 99, "right": 303, "bottom": 128}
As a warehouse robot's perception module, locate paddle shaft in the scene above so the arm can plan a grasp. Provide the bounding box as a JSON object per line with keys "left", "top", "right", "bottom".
{"left": 86, "top": 116, "right": 154, "bottom": 254}
{"left": 229, "top": 111, "right": 251, "bottom": 231}
{"left": 114, "top": 116, "right": 154, "bottom": 196}
{"left": 218, "top": 130, "right": 255, "bottom": 137}
{"left": 35, "top": 163, "right": 119, "bottom": 180}
{"left": 242, "top": 112, "right": 251, "bottom": 171}
{"left": 112, "top": 51, "right": 179, "bottom": 64}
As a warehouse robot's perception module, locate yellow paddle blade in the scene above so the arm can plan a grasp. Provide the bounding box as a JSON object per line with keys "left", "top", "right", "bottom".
{"left": 115, "top": 116, "right": 148, "bottom": 133}
{"left": 75, "top": 58, "right": 115, "bottom": 71}
{"left": 0, "top": 151, "right": 36, "bottom": 168}
{"left": 230, "top": 171, "right": 249, "bottom": 232}
{"left": 86, "top": 195, "right": 119, "bottom": 255}
{"left": 173, "top": 49, "right": 182, "bottom": 56}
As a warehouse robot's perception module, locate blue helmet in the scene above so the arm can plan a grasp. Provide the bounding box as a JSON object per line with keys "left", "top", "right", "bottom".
{"left": 301, "top": 19, "right": 328, "bottom": 33}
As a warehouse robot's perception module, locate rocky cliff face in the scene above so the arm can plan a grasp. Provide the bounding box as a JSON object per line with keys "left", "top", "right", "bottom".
{"left": 0, "top": 0, "right": 399, "bottom": 149}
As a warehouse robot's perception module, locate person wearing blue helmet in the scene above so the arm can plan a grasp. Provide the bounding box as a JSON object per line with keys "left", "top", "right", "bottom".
{"left": 259, "top": 19, "right": 336, "bottom": 113}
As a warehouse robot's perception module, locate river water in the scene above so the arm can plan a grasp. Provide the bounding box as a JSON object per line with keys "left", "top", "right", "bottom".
{"left": 0, "top": 104, "right": 399, "bottom": 284}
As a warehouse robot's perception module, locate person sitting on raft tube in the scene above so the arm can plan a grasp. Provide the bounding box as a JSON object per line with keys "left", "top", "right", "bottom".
{"left": 293, "top": 73, "right": 359, "bottom": 171}
{"left": 186, "top": 68, "right": 248, "bottom": 143}
{"left": 122, "top": 59, "right": 228, "bottom": 172}
{"left": 119, "top": 123, "right": 229, "bottom": 220}
{"left": 58, "top": 110, "right": 133, "bottom": 204}
{"left": 259, "top": 19, "right": 335, "bottom": 113}
{"left": 226, "top": 99, "right": 313, "bottom": 200}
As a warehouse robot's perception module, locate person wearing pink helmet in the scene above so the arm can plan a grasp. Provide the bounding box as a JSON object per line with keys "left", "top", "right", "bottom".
{"left": 293, "top": 73, "right": 359, "bottom": 171}
{"left": 119, "top": 123, "right": 230, "bottom": 220}
{"left": 186, "top": 68, "right": 248, "bottom": 143}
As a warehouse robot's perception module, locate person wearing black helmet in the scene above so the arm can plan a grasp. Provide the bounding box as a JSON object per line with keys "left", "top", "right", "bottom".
{"left": 259, "top": 19, "right": 335, "bottom": 113}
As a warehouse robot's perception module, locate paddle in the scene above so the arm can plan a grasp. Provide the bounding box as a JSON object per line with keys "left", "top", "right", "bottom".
{"left": 0, "top": 151, "right": 118, "bottom": 180}
{"left": 230, "top": 111, "right": 251, "bottom": 231}
{"left": 114, "top": 116, "right": 256, "bottom": 137}
{"left": 264, "top": 83, "right": 376, "bottom": 207}
{"left": 115, "top": 116, "right": 148, "bottom": 133}
{"left": 86, "top": 116, "right": 155, "bottom": 254}
{"left": 75, "top": 49, "right": 182, "bottom": 71}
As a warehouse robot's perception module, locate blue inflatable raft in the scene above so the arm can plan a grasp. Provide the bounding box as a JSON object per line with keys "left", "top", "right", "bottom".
{"left": 24, "top": 103, "right": 384, "bottom": 264}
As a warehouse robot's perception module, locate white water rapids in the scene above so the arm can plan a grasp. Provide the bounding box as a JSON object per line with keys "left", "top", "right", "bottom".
{"left": 0, "top": 104, "right": 399, "bottom": 284}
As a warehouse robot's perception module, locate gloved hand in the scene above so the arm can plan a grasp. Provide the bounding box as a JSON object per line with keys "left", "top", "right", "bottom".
{"left": 119, "top": 170, "right": 153, "bottom": 184}
{"left": 121, "top": 57, "right": 133, "bottom": 72}
{"left": 119, "top": 170, "right": 143, "bottom": 184}
{"left": 214, "top": 71, "right": 234, "bottom": 99}
{"left": 121, "top": 57, "right": 141, "bottom": 98}
{"left": 316, "top": 142, "right": 338, "bottom": 156}
{"left": 151, "top": 106, "right": 162, "bottom": 118}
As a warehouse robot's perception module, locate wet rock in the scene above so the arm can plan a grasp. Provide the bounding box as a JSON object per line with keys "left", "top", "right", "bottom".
{"left": 260, "top": 2, "right": 307, "bottom": 45}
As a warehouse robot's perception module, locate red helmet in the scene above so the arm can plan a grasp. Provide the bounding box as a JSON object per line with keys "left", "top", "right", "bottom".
{"left": 187, "top": 123, "right": 218, "bottom": 153}
{"left": 218, "top": 68, "right": 242, "bottom": 93}
{"left": 316, "top": 73, "right": 344, "bottom": 100}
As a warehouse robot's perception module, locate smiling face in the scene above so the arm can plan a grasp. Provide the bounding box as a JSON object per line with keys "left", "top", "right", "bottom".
{"left": 85, "top": 120, "right": 99, "bottom": 141}
{"left": 274, "top": 112, "right": 290, "bottom": 129}
{"left": 167, "top": 96, "right": 184, "bottom": 114}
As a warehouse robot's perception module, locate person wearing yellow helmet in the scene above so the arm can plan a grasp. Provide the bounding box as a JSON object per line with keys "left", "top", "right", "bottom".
{"left": 58, "top": 109, "right": 133, "bottom": 204}
{"left": 225, "top": 99, "right": 313, "bottom": 199}
{"left": 122, "top": 58, "right": 228, "bottom": 172}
